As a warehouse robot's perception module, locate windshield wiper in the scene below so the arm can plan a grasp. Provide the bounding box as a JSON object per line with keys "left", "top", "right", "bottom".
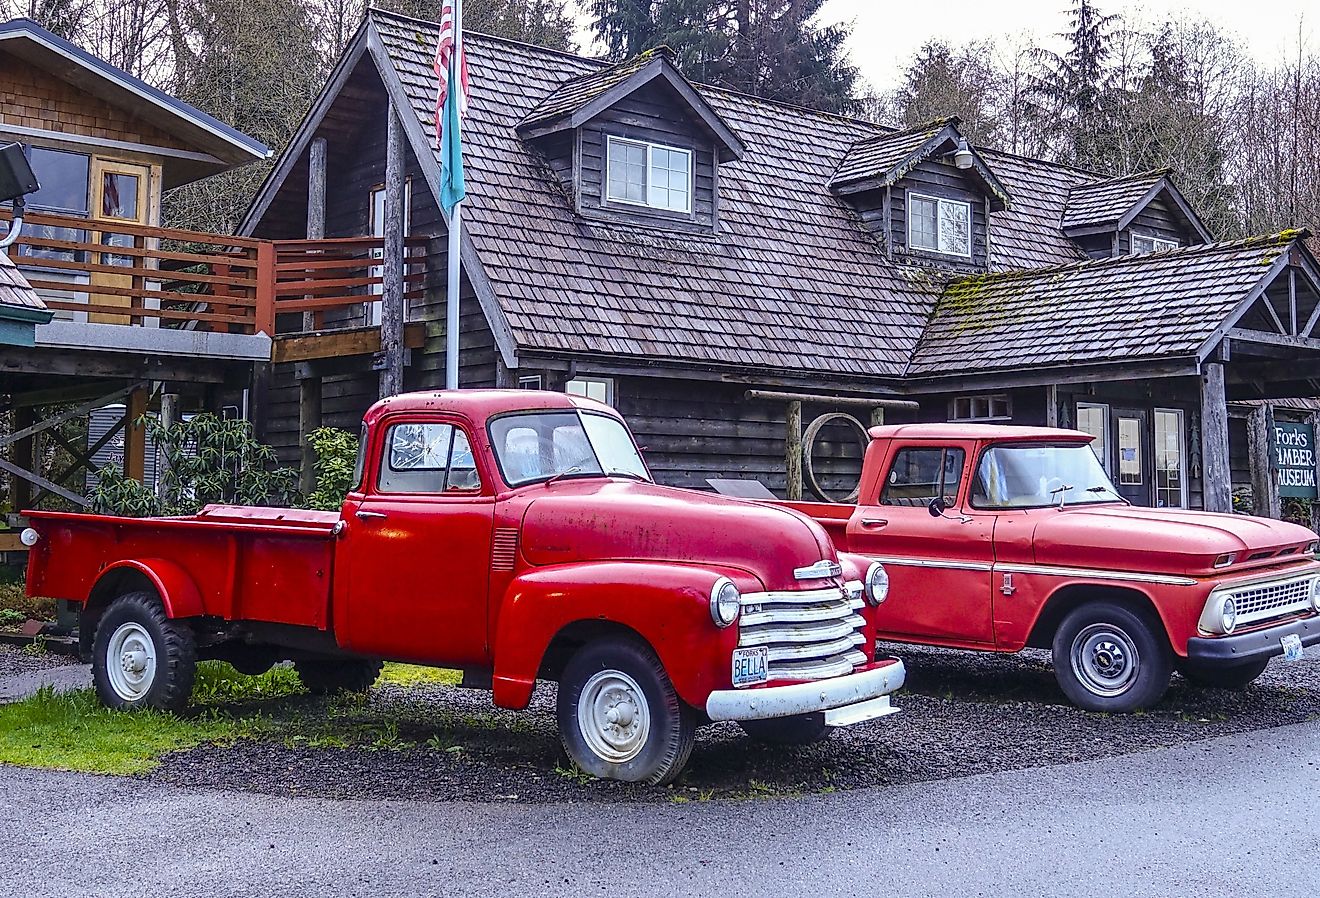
{"left": 1049, "top": 483, "right": 1075, "bottom": 507}
{"left": 1085, "top": 485, "right": 1131, "bottom": 505}
{"left": 544, "top": 466, "right": 584, "bottom": 487}
{"left": 605, "top": 469, "right": 648, "bottom": 481}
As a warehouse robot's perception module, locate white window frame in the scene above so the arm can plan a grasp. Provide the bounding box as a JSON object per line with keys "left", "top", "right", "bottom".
{"left": 604, "top": 135, "right": 693, "bottom": 214}
{"left": 1153, "top": 407, "right": 1189, "bottom": 509}
{"left": 1130, "top": 233, "right": 1179, "bottom": 255}
{"left": 565, "top": 376, "right": 615, "bottom": 406}
{"left": 907, "top": 191, "right": 972, "bottom": 259}
{"left": 950, "top": 393, "right": 1011, "bottom": 422}
{"left": 518, "top": 374, "right": 544, "bottom": 390}
{"left": 367, "top": 178, "right": 413, "bottom": 326}
{"left": 1075, "top": 401, "right": 1111, "bottom": 473}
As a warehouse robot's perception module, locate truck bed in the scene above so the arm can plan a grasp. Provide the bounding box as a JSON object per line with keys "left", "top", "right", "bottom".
{"left": 25, "top": 505, "right": 341, "bottom": 629}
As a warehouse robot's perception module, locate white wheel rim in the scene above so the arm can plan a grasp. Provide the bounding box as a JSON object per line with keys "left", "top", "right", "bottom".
{"left": 106, "top": 622, "right": 157, "bottom": 702}
{"left": 577, "top": 669, "right": 651, "bottom": 764}
{"left": 1071, "top": 623, "right": 1140, "bottom": 697}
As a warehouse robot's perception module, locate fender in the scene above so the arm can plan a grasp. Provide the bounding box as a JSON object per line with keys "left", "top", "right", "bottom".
{"left": 490, "top": 561, "right": 757, "bottom": 710}
{"left": 1004, "top": 573, "right": 1188, "bottom": 654}
{"left": 92, "top": 558, "right": 206, "bottom": 620}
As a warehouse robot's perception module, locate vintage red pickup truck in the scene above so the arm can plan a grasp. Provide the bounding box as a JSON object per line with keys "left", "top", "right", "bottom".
{"left": 782, "top": 423, "right": 1320, "bottom": 712}
{"left": 22, "top": 390, "right": 905, "bottom": 784}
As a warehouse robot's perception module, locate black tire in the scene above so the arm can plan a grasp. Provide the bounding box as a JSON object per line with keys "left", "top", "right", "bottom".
{"left": 739, "top": 713, "right": 831, "bottom": 745}
{"left": 1052, "top": 600, "right": 1172, "bottom": 713}
{"left": 557, "top": 637, "right": 696, "bottom": 785}
{"left": 91, "top": 591, "right": 196, "bottom": 713}
{"left": 294, "top": 658, "right": 383, "bottom": 694}
{"left": 1177, "top": 657, "right": 1270, "bottom": 690}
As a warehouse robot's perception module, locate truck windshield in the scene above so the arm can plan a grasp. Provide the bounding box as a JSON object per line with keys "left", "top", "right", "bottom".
{"left": 489, "top": 411, "right": 651, "bottom": 487}
{"left": 971, "top": 443, "right": 1123, "bottom": 509}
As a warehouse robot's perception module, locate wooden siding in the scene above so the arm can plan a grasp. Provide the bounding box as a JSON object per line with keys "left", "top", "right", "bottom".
{"left": 0, "top": 51, "right": 191, "bottom": 151}
{"left": 1123, "top": 197, "right": 1192, "bottom": 252}
{"left": 573, "top": 81, "right": 718, "bottom": 233}
{"left": 850, "top": 161, "right": 990, "bottom": 271}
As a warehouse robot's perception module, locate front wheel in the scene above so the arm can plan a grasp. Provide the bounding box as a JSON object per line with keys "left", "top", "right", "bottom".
{"left": 739, "top": 713, "right": 830, "bottom": 745}
{"left": 91, "top": 591, "right": 197, "bottom": 713}
{"left": 557, "top": 638, "right": 696, "bottom": 785}
{"left": 1052, "top": 600, "right": 1171, "bottom": 712}
{"left": 1177, "top": 657, "right": 1269, "bottom": 690}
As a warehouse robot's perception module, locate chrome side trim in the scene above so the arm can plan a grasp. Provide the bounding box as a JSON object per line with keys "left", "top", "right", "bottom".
{"left": 995, "top": 563, "right": 1198, "bottom": 586}
{"left": 866, "top": 555, "right": 994, "bottom": 573}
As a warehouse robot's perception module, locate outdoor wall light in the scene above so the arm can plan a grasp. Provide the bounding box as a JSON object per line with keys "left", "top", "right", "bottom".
{"left": 952, "top": 138, "right": 975, "bottom": 170}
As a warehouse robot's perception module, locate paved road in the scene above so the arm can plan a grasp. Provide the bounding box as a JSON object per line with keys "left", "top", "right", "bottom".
{"left": 2, "top": 721, "right": 1318, "bottom": 897}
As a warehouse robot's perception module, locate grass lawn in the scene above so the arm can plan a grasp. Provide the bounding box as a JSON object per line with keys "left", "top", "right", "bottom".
{"left": 0, "top": 661, "right": 463, "bottom": 775}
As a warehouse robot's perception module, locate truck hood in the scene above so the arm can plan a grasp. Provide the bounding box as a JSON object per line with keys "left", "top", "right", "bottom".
{"left": 518, "top": 481, "right": 836, "bottom": 590}
{"left": 1032, "top": 504, "right": 1318, "bottom": 576}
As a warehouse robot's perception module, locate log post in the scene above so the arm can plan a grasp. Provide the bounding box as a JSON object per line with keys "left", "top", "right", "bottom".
{"left": 1045, "top": 385, "right": 1059, "bottom": 427}
{"left": 785, "top": 400, "right": 803, "bottom": 501}
{"left": 157, "top": 392, "right": 179, "bottom": 498}
{"left": 1247, "top": 404, "right": 1281, "bottom": 519}
{"left": 870, "top": 406, "right": 885, "bottom": 428}
{"left": 123, "top": 385, "right": 148, "bottom": 484}
{"left": 298, "top": 378, "right": 323, "bottom": 495}
{"left": 304, "top": 136, "right": 328, "bottom": 334}
{"left": 1200, "top": 362, "right": 1233, "bottom": 512}
{"left": 1311, "top": 412, "right": 1320, "bottom": 535}
{"left": 9, "top": 406, "right": 35, "bottom": 511}
{"left": 379, "top": 105, "right": 406, "bottom": 399}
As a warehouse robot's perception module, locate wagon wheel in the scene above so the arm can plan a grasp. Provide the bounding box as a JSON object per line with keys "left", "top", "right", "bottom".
{"left": 802, "top": 412, "right": 870, "bottom": 504}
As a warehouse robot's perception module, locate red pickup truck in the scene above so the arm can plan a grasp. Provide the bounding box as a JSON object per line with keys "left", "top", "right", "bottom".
{"left": 781, "top": 424, "right": 1320, "bottom": 712}
{"left": 23, "top": 390, "right": 905, "bottom": 784}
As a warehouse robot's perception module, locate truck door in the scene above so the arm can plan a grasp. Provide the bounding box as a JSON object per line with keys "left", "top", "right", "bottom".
{"left": 846, "top": 441, "right": 996, "bottom": 646}
{"left": 338, "top": 415, "right": 494, "bottom": 666}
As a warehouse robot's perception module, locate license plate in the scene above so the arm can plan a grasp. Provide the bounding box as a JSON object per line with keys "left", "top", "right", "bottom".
{"left": 1281, "top": 633, "right": 1304, "bottom": 662}
{"left": 731, "top": 646, "right": 769, "bottom": 688}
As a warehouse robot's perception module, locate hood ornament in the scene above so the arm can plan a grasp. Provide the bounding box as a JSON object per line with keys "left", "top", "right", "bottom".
{"left": 794, "top": 560, "right": 842, "bottom": 581}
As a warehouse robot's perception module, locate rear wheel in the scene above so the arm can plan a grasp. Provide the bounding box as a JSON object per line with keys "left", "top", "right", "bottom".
{"left": 1177, "top": 657, "right": 1269, "bottom": 690}
{"left": 739, "top": 713, "right": 830, "bottom": 745}
{"left": 294, "top": 658, "right": 383, "bottom": 694}
{"left": 91, "top": 591, "right": 196, "bottom": 713}
{"left": 1052, "top": 600, "right": 1171, "bottom": 712}
{"left": 557, "top": 638, "right": 696, "bottom": 785}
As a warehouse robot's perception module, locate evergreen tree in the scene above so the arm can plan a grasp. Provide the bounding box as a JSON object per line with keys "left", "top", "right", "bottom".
{"left": 589, "top": 0, "right": 858, "bottom": 114}
{"left": 369, "top": 0, "right": 577, "bottom": 53}
{"left": 1028, "top": 0, "right": 1121, "bottom": 168}
{"left": 892, "top": 40, "right": 1003, "bottom": 145}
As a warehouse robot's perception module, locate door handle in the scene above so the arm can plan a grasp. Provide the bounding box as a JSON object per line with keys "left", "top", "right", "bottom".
{"left": 355, "top": 510, "right": 388, "bottom": 521}
{"left": 860, "top": 518, "right": 888, "bottom": 529}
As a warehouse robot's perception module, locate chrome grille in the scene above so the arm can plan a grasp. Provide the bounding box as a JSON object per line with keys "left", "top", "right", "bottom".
{"left": 739, "top": 582, "right": 867, "bottom": 681}
{"left": 1226, "top": 573, "right": 1317, "bottom": 626}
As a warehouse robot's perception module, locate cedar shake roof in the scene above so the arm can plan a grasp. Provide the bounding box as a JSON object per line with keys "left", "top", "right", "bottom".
{"left": 908, "top": 234, "right": 1300, "bottom": 377}
{"left": 0, "top": 251, "right": 46, "bottom": 312}
{"left": 1061, "top": 169, "right": 1212, "bottom": 241}
{"left": 981, "top": 149, "right": 1094, "bottom": 270}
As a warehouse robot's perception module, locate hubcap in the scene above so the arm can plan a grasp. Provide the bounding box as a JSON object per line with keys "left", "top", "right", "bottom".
{"left": 577, "top": 669, "right": 651, "bottom": 764}
{"left": 105, "top": 622, "right": 157, "bottom": 702}
{"left": 1072, "top": 623, "right": 1140, "bottom": 697}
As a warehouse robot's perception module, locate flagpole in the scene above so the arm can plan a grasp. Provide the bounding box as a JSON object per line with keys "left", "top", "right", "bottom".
{"left": 445, "top": 1, "right": 463, "bottom": 391}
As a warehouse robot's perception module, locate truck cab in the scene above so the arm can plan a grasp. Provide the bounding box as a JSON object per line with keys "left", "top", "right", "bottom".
{"left": 24, "top": 391, "right": 907, "bottom": 784}
{"left": 781, "top": 423, "right": 1320, "bottom": 712}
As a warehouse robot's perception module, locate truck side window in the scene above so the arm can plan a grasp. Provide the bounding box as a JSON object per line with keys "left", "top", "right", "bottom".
{"left": 378, "top": 422, "right": 482, "bottom": 494}
{"left": 880, "top": 447, "right": 965, "bottom": 507}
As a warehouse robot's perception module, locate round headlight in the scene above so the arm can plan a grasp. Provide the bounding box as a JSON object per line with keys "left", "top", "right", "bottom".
{"left": 18, "top": 528, "right": 39, "bottom": 547}
{"left": 1220, "top": 595, "right": 1237, "bottom": 634}
{"left": 710, "top": 578, "right": 740, "bottom": 627}
{"left": 1311, "top": 578, "right": 1320, "bottom": 613}
{"left": 865, "top": 562, "right": 889, "bottom": 606}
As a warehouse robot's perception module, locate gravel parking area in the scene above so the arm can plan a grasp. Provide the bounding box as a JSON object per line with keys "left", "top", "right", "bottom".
{"left": 145, "top": 643, "right": 1320, "bottom": 803}
{"left": 0, "top": 644, "right": 75, "bottom": 678}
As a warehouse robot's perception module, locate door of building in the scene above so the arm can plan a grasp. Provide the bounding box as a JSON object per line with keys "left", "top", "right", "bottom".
{"left": 88, "top": 159, "right": 151, "bottom": 325}
{"left": 1111, "top": 407, "right": 1152, "bottom": 505}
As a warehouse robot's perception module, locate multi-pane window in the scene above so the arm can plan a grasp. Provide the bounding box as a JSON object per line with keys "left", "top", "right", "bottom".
{"left": 1075, "top": 402, "right": 1110, "bottom": 471}
{"left": 1153, "top": 408, "right": 1186, "bottom": 508}
{"left": 950, "top": 394, "right": 1011, "bottom": 421}
{"left": 19, "top": 147, "right": 90, "bottom": 263}
{"left": 1131, "top": 234, "right": 1179, "bottom": 255}
{"left": 565, "top": 376, "right": 615, "bottom": 406}
{"left": 908, "top": 193, "right": 971, "bottom": 257}
{"left": 606, "top": 137, "right": 692, "bottom": 213}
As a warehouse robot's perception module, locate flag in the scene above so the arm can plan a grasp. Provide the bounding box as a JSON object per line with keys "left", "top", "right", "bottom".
{"left": 435, "top": 1, "right": 469, "bottom": 214}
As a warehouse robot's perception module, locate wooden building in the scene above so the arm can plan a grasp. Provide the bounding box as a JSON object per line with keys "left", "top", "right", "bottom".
{"left": 239, "top": 9, "right": 1320, "bottom": 515}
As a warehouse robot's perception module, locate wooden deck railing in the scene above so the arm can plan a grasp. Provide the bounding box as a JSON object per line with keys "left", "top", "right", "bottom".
{"left": 3, "top": 210, "right": 431, "bottom": 339}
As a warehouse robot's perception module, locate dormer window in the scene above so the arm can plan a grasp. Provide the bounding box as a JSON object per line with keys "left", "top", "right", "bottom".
{"left": 606, "top": 136, "right": 692, "bottom": 214}
{"left": 1131, "top": 234, "right": 1178, "bottom": 255}
{"left": 909, "top": 193, "right": 971, "bottom": 258}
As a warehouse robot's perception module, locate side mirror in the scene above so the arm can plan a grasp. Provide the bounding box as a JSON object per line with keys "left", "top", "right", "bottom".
{"left": 928, "top": 496, "right": 950, "bottom": 518}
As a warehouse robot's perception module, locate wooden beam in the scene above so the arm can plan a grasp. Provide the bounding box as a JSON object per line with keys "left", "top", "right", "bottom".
{"left": 1045, "top": 384, "right": 1059, "bottom": 427}
{"left": 0, "top": 383, "right": 139, "bottom": 448}
{"left": 1200, "top": 362, "right": 1233, "bottom": 512}
{"left": 785, "top": 400, "right": 803, "bottom": 502}
{"left": 304, "top": 136, "right": 328, "bottom": 333}
{"left": 379, "top": 103, "right": 406, "bottom": 399}
{"left": 272, "top": 322, "right": 425, "bottom": 364}
{"left": 123, "top": 386, "right": 149, "bottom": 483}
{"left": 8, "top": 380, "right": 125, "bottom": 409}
{"left": 8, "top": 406, "right": 35, "bottom": 512}
{"left": 1247, "top": 404, "right": 1281, "bottom": 519}
{"left": 1225, "top": 327, "right": 1320, "bottom": 353}
{"left": 0, "top": 457, "right": 88, "bottom": 508}
{"left": 745, "top": 389, "right": 920, "bottom": 409}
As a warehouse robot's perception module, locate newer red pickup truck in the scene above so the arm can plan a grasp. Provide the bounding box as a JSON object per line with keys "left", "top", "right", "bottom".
{"left": 782, "top": 424, "right": 1320, "bottom": 712}
{"left": 22, "top": 391, "right": 905, "bottom": 784}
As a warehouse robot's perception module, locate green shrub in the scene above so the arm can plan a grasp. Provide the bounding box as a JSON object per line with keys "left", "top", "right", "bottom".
{"left": 305, "top": 427, "right": 359, "bottom": 512}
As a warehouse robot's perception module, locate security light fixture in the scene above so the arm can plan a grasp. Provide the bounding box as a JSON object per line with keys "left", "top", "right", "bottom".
{"left": 0, "top": 143, "right": 39, "bottom": 204}
{"left": 952, "top": 138, "right": 975, "bottom": 170}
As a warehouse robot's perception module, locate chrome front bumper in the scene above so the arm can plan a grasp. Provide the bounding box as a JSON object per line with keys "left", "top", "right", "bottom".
{"left": 704, "top": 660, "right": 906, "bottom": 725}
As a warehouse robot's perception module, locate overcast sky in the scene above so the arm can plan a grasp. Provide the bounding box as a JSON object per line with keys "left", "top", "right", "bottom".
{"left": 576, "top": 1, "right": 1315, "bottom": 93}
